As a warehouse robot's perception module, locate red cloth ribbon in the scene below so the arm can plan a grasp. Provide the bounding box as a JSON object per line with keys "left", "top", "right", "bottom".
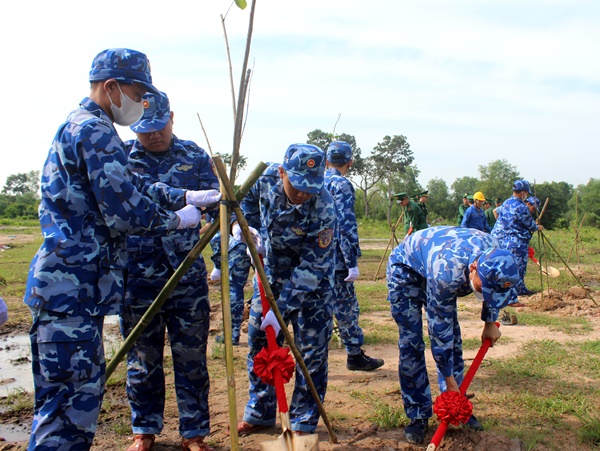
{"left": 254, "top": 346, "right": 295, "bottom": 386}
{"left": 433, "top": 391, "right": 473, "bottom": 426}
{"left": 528, "top": 246, "right": 535, "bottom": 259}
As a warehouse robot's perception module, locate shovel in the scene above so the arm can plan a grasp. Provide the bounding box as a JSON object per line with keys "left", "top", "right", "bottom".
{"left": 255, "top": 255, "right": 320, "bottom": 451}
{"left": 426, "top": 323, "right": 500, "bottom": 451}
{"left": 528, "top": 246, "right": 560, "bottom": 278}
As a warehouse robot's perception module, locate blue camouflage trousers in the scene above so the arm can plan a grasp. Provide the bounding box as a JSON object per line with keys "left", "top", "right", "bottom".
{"left": 386, "top": 265, "right": 464, "bottom": 420}
{"left": 332, "top": 271, "right": 364, "bottom": 355}
{"left": 28, "top": 309, "right": 105, "bottom": 450}
{"left": 120, "top": 281, "right": 211, "bottom": 438}
{"left": 228, "top": 244, "right": 252, "bottom": 342}
{"left": 243, "top": 281, "right": 333, "bottom": 433}
{"left": 498, "top": 239, "right": 529, "bottom": 296}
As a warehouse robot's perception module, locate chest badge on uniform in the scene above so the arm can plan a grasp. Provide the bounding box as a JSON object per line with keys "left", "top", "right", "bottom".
{"left": 318, "top": 228, "right": 334, "bottom": 248}
{"left": 142, "top": 100, "right": 150, "bottom": 109}
{"left": 291, "top": 226, "right": 306, "bottom": 236}
{"left": 176, "top": 164, "right": 193, "bottom": 172}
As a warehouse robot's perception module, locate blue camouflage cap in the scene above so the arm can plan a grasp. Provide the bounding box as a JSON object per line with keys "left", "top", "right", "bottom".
{"left": 526, "top": 196, "right": 541, "bottom": 209}
{"left": 89, "top": 48, "right": 159, "bottom": 94}
{"left": 327, "top": 141, "right": 352, "bottom": 164}
{"left": 282, "top": 144, "right": 326, "bottom": 194}
{"left": 477, "top": 248, "right": 519, "bottom": 309}
{"left": 512, "top": 179, "right": 531, "bottom": 193}
{"left": 130, "top": 91, "right": 170, "bottom": 133}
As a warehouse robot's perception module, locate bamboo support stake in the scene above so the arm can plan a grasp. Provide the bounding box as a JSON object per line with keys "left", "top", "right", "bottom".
{"left": 218, "top": 176, "right": 239, "bottom": 449}
{"left": 212, "top": 157, "right": 339, "bottom": 444}
{"left": 536, "top": 198, "right": 550, "bottom": 299}
{"left": 374, "top": 212, "right": 404, "bottom": 281}
{"left": 106, "top": 162, "right": 267, "bottom": 379}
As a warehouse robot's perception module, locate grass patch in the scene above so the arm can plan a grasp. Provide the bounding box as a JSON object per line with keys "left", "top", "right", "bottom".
{"left": 576, "top": 412, "right": 600, "bottom": 448}
{"left": 362, "top": 320, "right": 398, "bottom": 345}
{"left": 511, "top": 311, "right": 593, "bottom": 335}
{"left": 0, "top": 387, "right": 33, "bottom": 415}
{"left": 368, "top": 400, "right": 408, "bottom": 429}
{"left": 480, "top": 338, "right": 600, "bottom": 448}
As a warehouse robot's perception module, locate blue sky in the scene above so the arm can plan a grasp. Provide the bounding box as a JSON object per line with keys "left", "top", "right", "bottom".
{"left": 1, "top": 0, "right": 598, "bottom": 192}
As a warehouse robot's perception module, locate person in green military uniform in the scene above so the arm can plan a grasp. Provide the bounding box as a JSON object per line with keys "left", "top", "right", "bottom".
{"left": 394, "top": 192, "right": 428, "bottom": 237}
{"left": 415, "top": 190, "right": 429, "bottom": 223}
{"left": 457, "top": 193, "right": 471, "bottom": 226}
{"left": 484, "top": 198, "right": 496, "bottom": 229}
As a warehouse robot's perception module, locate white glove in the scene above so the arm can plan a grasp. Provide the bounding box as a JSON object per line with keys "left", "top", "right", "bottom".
{"left": 175, "top": 205, "right": 202, "bottom": 229}
{"left": 260, "top": 309, "right": 281, "bottom": 336}
{"left": 233, "top": 224, "right": 265, "bottom": 255}
{"left": 186, "top": 189, "right": 222, "bottom": 208}
{"left": 0, "top": 298, "right": 8, "bottom": 326}
{"left": 344, "top": 266, "right": 359, "bottom": 282}
{"left": 210, "top": 268, "right": 221, "bottom": 282}
{"left": 232, "top": 223, "right": 243, "bottom": 242}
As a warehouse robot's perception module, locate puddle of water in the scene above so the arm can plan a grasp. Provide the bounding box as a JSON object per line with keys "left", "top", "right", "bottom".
{"left": 0, "top": 334, "right": 33, "bottom": 394}
{"left": 0, "top": 315, "right": 123, "bottom": 395}
{"left": 0, "top": 423, "right": 30, "bottom": 441}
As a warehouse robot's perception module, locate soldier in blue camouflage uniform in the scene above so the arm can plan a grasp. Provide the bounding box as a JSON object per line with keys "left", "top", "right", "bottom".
{"left": 324, "top": 141, "right": 384, "bottom": 371}
{"left": 210, "top": 231, "right": 252, "bottom": 346}
{"left": 386, "top": 226, "right": 519, "bottom": 445}
{"left": 491, "top": 180, "right": 544, "bottom": 298}
{"left": 236, "top": 144, "right": 337, "bottom": 435}
{"left": 23, "top": 49, "right": 217, "bottom": 450}
{"left": 121, "top": 91, "right": 221, "bottom": 451}
{"left": 461, "top": 191, "right": 491, "bottom": 233}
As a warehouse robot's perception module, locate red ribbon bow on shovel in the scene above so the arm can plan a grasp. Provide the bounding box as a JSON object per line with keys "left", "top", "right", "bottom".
{"left": 427, "top": 323, "right": 500, "bottom": 451}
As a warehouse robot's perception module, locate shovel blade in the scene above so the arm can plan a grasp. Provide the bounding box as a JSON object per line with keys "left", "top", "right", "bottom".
{"left": 260, "top": 431, "right": 320, "bottom": 451}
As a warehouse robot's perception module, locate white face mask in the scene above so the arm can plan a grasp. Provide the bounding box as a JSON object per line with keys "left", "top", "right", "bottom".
{"left": 469, "top": 278, "right": 485, "bottom": 302}
{"left": 107, "top": 83, "right": 144, "bottom": 126}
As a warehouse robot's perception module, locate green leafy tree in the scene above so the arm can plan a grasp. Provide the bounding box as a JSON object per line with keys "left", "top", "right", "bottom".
{"left": 2, "top": 170, "right": 40, "bottom": 196}
{"left": 478, "top": 159, "right": 521, "bottom": 203}
{"left": 1, "top": 192, "right": 39, "bottom": 219}
{"left": 572, "top": 179, "right": 600, "bottom": 227}
{"left": 426, "top": 177, "right": 453, "bottom": 222}
{"left": 306, "top": 129, "right": 379, "bottom": 217}
{"left": 450, "top": 176, "right": 479, "bottom": 214}
{"left": 372, "top": 135, "right": 414, "bottom": 223}
{"left": 532, "top": 181, "right": 572, "bottom": 229}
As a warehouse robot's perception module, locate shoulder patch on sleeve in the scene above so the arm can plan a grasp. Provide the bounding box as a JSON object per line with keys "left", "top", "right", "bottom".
{"left": 318, "top": 228, "right": 334, "bottom": 249}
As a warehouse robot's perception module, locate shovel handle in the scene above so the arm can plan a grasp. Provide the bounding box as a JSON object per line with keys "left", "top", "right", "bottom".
{"left": 428, "top": 322, "right": 500, "bottom": 449}
{"left": 256, "top": 255, "right": 289, "bottom": 414}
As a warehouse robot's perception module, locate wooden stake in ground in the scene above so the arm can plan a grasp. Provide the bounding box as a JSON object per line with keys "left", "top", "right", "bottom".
{"left": 374, "top": 212, "right": 404, "bottom": 281}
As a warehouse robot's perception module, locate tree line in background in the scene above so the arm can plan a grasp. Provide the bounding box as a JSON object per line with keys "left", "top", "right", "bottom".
{"left": 1, "top": 136, "right": 598, "bottom": 230}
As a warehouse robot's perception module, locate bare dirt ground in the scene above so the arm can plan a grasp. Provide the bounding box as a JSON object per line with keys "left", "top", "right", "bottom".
{"left": 1, "top": 232, "right": 599, "bottom": 450}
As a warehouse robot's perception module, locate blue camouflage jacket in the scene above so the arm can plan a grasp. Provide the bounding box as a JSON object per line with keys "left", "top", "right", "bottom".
{"left": 241, "top": 163, "right": 337, "bottom": 310}
{"left": 325, "top": 167, "right": 361, "bottom": 271}
{"left": 124, "top": 135, "right": 219, "bottom": 291}
{"left": 491, "top": 196, "right": 538, "bottom": 243}
{"left": 389, "top": 226, "right": 501, "bottom": 322}
{"left": 24, "top": 98, "right": 184, "bottom": 316}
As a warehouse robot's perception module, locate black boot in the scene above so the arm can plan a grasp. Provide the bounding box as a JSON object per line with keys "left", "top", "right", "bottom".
{"left": 464, "top": 414, "right": 484, "bottom": 431}
{"left": 404, "top": 418, "right": 429, "bottom": 444}
{"left": 346, "top": 349, "right": 384, "bottom": 371}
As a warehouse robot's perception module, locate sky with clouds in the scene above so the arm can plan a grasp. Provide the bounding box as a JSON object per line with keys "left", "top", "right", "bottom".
{"left": 1, "top": 0, "right": 598, "bottom": 193}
